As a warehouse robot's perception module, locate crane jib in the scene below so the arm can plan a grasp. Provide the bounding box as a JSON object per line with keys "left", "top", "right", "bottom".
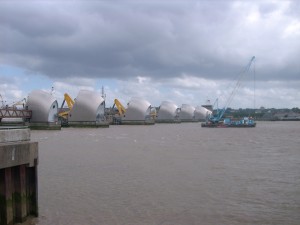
{"left": 208, "top": 56, "right": 256, "bottom": 123}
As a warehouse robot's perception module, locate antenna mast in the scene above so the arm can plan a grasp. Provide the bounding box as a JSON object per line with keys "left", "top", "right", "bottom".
{"left": 253, "top": 59, "right": 256, "bottom": 110}
{"left": 101, "top": 86, "right": 106, "bottom": 100}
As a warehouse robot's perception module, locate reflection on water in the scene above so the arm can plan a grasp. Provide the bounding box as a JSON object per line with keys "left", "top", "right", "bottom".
{"left": 28, "top": 122, "right": 300, "bottom": 225}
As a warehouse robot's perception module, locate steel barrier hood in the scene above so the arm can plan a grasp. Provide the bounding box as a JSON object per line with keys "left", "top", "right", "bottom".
{"left": 194, "top": 106, "right": 212, "bottom": 121}
{"left": 68, "top": 90, "right": 105, "bottom": 122}
{"left": 179, "top": 104, "right": 195, "bottom": 120}
{"left": 26, "top": 90, "right": 58, "bottom": 122}
{"left": 157, "top": 101, "right": 179, "bottom": 120}
{"left": 123, "top": 98, "right": 151, "bottom": 121}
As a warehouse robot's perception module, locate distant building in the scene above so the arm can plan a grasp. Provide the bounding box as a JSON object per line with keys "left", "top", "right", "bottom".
{"left": 202, "top": 99, "right": 213, "bottom": 111}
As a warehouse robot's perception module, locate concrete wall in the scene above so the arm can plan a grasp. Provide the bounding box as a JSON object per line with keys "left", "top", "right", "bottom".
{"left": 0, "top": 128, "right": 30, "bottom": 143}
{"left": 0, "top": 128, "right": 38, "bottom": 225}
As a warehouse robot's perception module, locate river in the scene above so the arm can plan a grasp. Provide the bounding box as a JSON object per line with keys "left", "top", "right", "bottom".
{"left": 28, "top": 121, "right": 300, "bottom": 225}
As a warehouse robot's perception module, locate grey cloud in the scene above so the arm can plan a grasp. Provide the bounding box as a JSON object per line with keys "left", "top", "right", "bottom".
{"left": 0, "top": 2, "right": 78, "bottom": 38}
{"left": 0, "top": 75, "right": 15, "bottom": 84}
{"left": 0, "top": 1, "right": 299, "bottom": 81}
{"left": 287, "top": 1, "right": 300, "bottom": 17}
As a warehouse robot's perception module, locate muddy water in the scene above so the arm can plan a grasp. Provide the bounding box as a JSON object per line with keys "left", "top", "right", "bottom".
{"left": 29, "top": 122, "right": 300, "bottom": 225}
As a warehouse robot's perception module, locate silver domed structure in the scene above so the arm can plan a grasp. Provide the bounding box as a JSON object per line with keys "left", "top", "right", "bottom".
{"left": 26, "top": 90, "right": 58, "bottom": 123}
{"left": 156, "top": 101, "right": 180, "bottom": 123}
{"left": 68, "top": 90, "right": 106, "bottom": 123}
{"left": 122, "top": 98, "right": 154, "bottom": 124}
{"left": 179, "top": 104, "right": 196, "bottom": 122}
{"left": 194, "top": 106, "right": 212, "bottom": 121}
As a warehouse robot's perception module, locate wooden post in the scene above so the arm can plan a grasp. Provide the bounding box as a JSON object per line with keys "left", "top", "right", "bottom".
{"left": 12, "top": 165, "right": 27, "bottom": 223}
{"left": 26, "top": 164, "right": 38, "bottom": 217}
{"left": 0, "top": 168, "right": 13, "bottom": 225}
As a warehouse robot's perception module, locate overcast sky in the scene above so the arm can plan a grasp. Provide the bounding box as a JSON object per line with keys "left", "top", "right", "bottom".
{"left": 1, "top": 0, "right": 299, "bottom": 109}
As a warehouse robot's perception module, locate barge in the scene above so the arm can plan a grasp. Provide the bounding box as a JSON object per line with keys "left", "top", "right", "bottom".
{"left": 201, "top": 117, "right": 256, "bottom": 128}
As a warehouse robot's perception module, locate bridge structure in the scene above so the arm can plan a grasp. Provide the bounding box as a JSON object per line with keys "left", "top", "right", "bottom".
{"left": 0, "top": 108, "right": 32, "bottom": 122}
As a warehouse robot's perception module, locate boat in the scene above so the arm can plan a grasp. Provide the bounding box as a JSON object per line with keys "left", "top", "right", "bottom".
{"left": 201, "top": 117, "right": 256, "bottom": 128}
{"left": 201, "top": 56, "right": 257, "bottom": 128}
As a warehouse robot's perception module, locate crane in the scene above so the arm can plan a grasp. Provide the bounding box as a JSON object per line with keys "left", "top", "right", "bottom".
{"left": 112, "top": 99, "right": 126, "bottom": 116}
{"left": 10, "top": 98, "right": 27, "bottom": 108}
{"left": 208, "top": 56, "right": 256, "bottom": 124}
{"left": 58, "top": 93, "right": 75, "bottom": 119}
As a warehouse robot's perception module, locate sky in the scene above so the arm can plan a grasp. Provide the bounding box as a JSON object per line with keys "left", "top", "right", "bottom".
{"left": 1, "top": 0, "right": 300, "bottom": 109}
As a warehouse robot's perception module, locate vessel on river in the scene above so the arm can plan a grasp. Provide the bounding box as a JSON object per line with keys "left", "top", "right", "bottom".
{"left": 202, "top": 56, "right": 256, "bottom": 128}
{"left": 201, "top": 117, "right": 256, "bottom": 128}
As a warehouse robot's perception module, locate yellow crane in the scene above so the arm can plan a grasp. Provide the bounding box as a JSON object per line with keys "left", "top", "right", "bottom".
{"left": 150, "top": 107, "right": 157, "bottom": 119}
{"left": 58, "top": 93, "right": 74, "bottom": 119}
{"left": 112, "top": 99, "right": 126, "bottom": 116}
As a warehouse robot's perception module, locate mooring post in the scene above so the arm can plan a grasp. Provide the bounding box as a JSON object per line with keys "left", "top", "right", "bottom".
{"left": 12, "top": 165, "right": 27, "bottom": 223}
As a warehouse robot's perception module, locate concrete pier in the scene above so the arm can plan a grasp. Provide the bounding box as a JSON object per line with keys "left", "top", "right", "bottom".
{"left": 67, "top": 121, "right": 109, "bottom": 128}
{"left": 0, "top": 127, "right": 38, "bottom": 225}
{"left": 121, "top": 120, "right": 155, "bottom": 125}
{"left": 155, "top": 119, "right": 181, "bottom": 123}
{"left": 29, "top": 122, "right": 61, "bottom": 130}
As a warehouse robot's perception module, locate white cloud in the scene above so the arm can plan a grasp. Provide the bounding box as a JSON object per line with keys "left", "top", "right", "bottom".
{"left": 168, "top": 75, "right": 219, "bottom": 89}
{"left": 1, "top": 72, "right": 299, "bottom": 110}
{"left": 0, "top": 76, "right": 25, "bottom": 106}
{"left": 283, "top": 20, "right": 300, "bottom": 38}
{"left": 51, "top": 78, "right": 96, "bottom": 105}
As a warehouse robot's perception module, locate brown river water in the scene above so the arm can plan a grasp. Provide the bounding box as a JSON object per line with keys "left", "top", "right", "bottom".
{"left": 26, "top": 121, "right": 300, "bottom": 225}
